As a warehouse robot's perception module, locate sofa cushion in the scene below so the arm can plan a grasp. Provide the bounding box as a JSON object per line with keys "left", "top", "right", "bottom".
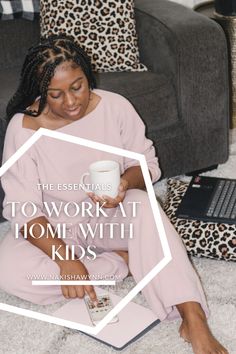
{"left": 0, "top": 69, "right": 179, "bottom": 133}
{"left": 0, "top": 66, "right": 22, "bottom": 121}
{"left": 0, "top": 66, "right": 21, "bottom": 222}
{"left": 0, "top": 19, "right": 40, "bottom": 70}
{"left": 96, "top": 71, "right": 179, "bottom": 133}
{"left": 40, "top": 0, "right": 147, "bottom": 73}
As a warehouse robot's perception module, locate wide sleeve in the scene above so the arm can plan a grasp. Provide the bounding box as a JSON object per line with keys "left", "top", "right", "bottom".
{"left": 1, "top": 114, "right": 46, "bottom": 231}
{"left": 118, "top": 98, "right": 161, "bottom": 183}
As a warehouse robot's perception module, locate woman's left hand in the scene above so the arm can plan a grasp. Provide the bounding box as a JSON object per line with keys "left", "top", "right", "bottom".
{"left": 87, "top": 178, "right": 129, "bottom": 208}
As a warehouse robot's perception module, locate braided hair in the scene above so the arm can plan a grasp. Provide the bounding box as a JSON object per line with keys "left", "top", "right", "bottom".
{"left": 6, "top": 34, "right": 96, "bottom": 122}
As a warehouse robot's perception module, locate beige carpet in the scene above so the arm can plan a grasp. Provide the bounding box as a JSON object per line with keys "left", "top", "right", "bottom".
{"left": 0, "top": 130, "right": 235, "bottom": 354}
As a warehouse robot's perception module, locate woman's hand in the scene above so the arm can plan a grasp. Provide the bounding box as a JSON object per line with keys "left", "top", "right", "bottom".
{"left": 58, "top": 259, "right": 97, "bottom": 303}
{"left": 88, "top": 178, "right": 129, "bottom": 208}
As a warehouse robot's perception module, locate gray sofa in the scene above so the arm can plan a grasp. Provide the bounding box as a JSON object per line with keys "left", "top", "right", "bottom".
{"left": 0, "top": 0, "right": 230, "bottom": 219}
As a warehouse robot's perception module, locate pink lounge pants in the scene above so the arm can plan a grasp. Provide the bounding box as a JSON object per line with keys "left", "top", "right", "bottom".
{"left": 0, "top": 190, "right": 208, "bottom": 321}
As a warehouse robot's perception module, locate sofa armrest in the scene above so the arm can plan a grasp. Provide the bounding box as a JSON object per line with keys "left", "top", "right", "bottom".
{"left": 134, "top": 0, "right": 229, "bottom": 163}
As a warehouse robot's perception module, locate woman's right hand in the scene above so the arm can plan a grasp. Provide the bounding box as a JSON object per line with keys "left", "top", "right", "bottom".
{"left": 58, "top": 260, "right": 97, "bottom": 303}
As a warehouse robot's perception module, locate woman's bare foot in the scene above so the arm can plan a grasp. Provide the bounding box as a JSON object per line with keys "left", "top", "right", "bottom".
{"left": 177, "top": 302, "right": 228, "bottom": 354}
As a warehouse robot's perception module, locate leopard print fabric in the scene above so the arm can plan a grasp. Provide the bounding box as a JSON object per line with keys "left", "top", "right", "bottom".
{"left": 163, "top": 179, "right": 236, "bottom": 261}
{"left": 40, "top": 0, "right": 147, "bottom": 73}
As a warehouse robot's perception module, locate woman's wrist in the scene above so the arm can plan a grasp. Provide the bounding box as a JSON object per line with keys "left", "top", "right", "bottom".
{"left": 53, "top": 244, "right": 73, "bottom": 267}
{"left": 55, "top": 258, "right": 83, "bottom": 269}
{"left": 55, "top": 258, "right": 66, "bottom": 268}
{"left": 121, "top": 166, "right": 145, "bottom": 190}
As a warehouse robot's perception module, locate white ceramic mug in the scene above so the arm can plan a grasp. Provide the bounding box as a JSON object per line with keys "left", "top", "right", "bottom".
{"left": 80, "top": 160, "right": 120, "bottom": 198}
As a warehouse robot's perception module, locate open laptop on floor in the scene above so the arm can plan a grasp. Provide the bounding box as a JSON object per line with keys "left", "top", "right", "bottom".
{"left": 175, "top": 176, "right": 236, "bottom": 224}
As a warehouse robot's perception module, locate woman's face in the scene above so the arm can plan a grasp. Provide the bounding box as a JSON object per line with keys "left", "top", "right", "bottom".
{"left": 46, "top": 61, "right": 91, "bottom": 121}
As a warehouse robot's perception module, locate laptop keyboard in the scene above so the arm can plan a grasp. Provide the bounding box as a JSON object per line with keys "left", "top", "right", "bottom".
{"left": 206, "top": 180, "right": 236, "bottom": 220}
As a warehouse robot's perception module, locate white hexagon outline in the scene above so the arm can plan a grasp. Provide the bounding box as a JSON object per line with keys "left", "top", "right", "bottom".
{"left": 0, "top": 128, "right": 172, "bottom": 336}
